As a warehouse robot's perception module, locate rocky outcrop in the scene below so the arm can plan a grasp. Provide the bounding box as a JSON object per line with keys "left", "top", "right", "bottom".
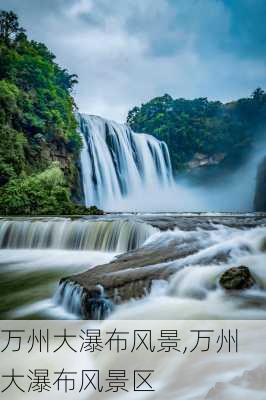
{"left": 62, "top": 238, "right": 198, "bottom": 308}
{"left": 219, "top": 266, "right": 255, "bottom": 291}
{"left": 187, "top": 152, "right": 226, "bottom": 170}
{"left": 254, "top": 156, "right": 266, "bottom": 211}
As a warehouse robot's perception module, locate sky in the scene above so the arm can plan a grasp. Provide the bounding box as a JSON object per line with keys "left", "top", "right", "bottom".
{"left": 1, "top": 0, "right": 266, "bottom": 122}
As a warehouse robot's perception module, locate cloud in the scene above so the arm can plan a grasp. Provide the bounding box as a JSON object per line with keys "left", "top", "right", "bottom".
{"left": 1, "top": 0, "right": 266, "bottom": 121}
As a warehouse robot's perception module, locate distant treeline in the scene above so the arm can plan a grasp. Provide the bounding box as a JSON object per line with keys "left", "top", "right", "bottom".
{"left": 127, "top": 89, "right": 266, "bottom": 171}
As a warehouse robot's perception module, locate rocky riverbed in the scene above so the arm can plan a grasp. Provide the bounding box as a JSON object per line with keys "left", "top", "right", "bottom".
{"left": 60, "top": 214, "right": 266, "bottom": 319}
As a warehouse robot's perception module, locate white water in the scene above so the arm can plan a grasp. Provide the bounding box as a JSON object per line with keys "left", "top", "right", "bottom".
{"left": 45, "top": 219, "right": 266, "bottom": 321}
{"left": 0, "top": 217, "right": 155, "bottom": 252}
{"left": 110, "top": 224, "right": 266, "bottom": 320}
{"left": 0, "top": 217, "right": 155, "bottom": 319}
{"left": 1, "top": 216, "right": 265, "bottom": 320}
{"left": 79, "top": 114, "right": 173, "bottom": 209}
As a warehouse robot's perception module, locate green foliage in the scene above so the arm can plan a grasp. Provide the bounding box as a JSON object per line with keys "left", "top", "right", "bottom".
{"left": 0, "top": 25, "right": 81, "bottom": 150}
{"left": 0, "top": 164, "right": 103, "bottom": 216}
{"left": 0, "top": 10, "right": 25, "bottom": 44}
{"left": 127, "top": 91, "right": 266, "bottom": 171}
{"left": 0, "top": 11, "right": 93, "bottom": 215}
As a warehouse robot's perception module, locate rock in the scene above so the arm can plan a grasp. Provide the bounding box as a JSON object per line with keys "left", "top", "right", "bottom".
{"left": 254, "top": 156, "right": 266, "bottom": 211}
{"left": 83, "top": 285, "right": 114, "bottom": 320}
{"left": 62, "top": 215, "right": 266, "bottom": 319}
{"left": 219, "top": 266, "right": 255, "bottom": 291}
{"left": 187, "top": 152, "right": 226, "bottom": 170}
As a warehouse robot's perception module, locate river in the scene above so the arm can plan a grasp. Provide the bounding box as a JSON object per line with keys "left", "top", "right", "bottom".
{"left": 0, "top": 213, "right": 265, "bottom": 321}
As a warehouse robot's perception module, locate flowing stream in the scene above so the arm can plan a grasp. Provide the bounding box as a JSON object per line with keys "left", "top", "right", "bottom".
{"left": 0, "top": 215, "right": 265, "bottom": 320}
{"left": 0, "top": 217, "right": 155, "bottom": 319}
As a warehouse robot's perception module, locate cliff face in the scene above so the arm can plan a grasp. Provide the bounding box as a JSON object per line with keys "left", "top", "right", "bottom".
{"left": 37, "top": 139, "right": 84, "bottom": 203}
{"left": 254, "top": 156, "right": 266, "bottom": 211}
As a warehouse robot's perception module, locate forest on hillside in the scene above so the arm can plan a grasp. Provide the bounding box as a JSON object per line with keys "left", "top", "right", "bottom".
{"left": 0, "top": 11, "right": 101, "bottom": 215}
{"left": 127, "top": 90, "right": 266, "bottom": 171}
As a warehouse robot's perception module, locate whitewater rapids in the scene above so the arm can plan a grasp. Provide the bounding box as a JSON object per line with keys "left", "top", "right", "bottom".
{"left": 1, "top": 215, "right": 265, "bottom": 320}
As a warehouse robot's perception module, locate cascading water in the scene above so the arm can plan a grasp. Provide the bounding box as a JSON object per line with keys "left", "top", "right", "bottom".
{"left": 53, "top": 281, "right": 85, "bottom": 317}
{"left": 54, "top": 281, "right": 113, "bottom": 320}
{"left": 78, "top": 114, "right": 173, "bottom": 210}
{"left": 0, "top": 217, "right": 156, "bottom": 319}
{"left": 0, "top": 218, "right": 156, "bottom": 252}
{"left": 1, "top": 214, "right": 265, "bottom": 321}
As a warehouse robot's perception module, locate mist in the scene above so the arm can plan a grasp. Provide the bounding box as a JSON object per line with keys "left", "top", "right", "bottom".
{"left": 105, "top": 138, "right": 266, "bottom": 213}
{"left": 175, "top": 140, "right": 266, "bottom": 212}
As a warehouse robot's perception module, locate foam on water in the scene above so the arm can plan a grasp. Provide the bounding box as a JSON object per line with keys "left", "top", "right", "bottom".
{"left": 109, "top": 225, "right": 266, "bottom": 320}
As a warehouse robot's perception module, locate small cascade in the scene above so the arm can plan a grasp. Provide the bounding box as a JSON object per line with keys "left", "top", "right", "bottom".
{"left": 0, "top": 218, "right": 156, "bottom": 252}
{"left": 54, "top": 281, "right": 113, "bottom": 320}
{"left": 78, "top": 114, "right": 173, "bottom": 209}
{"left": 54, "top": 281, "right": 85, "bottom": 317}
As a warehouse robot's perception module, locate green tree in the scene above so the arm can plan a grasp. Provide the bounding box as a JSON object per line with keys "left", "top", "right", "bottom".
{"left": 0, "top": 10, "right": 25, "bottom": 43}
{"left": 0, "top": 11, "right": 101, "bottom": 215}
{"left": 127, "top": 90, "right": 266, "bottom": 171}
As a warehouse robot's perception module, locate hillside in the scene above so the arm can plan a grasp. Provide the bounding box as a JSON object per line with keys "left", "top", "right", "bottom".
{"left": 127, "top": 91, "right": 266, "bottom": 173}
{"left": 0, "top": 11, "right": 101, "bottom": 215}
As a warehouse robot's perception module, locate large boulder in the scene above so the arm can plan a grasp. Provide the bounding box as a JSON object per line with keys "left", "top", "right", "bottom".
{"left": 219, "top": 266, "right": 255, "bottom": 291}
{"left": 254, "top": 156, "right": 266, "bottom": 211}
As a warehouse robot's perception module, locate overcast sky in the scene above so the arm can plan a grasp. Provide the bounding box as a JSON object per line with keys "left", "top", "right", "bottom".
{"left": 1, "top": 0, "right": 266, "bottom": 121}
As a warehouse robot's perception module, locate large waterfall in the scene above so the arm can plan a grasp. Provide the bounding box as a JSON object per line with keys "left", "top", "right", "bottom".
{"left": 78, "top": 114, "right": 173, "bottom": 210}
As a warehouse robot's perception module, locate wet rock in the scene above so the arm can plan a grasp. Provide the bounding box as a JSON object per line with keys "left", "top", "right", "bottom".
{"left": 187, "top": 152, "right": 226, "bottom": 170}
{"left": 219, "top": 266, "right": 255, "bottom": 291}
{"left": 82, "top": 285, "right": 113, "bottom": 319}
{"left": 64, "top": 237, "right": 201, "bottom": 317}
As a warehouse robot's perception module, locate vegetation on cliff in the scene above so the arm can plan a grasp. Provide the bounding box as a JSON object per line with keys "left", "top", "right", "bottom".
{"left": 0, "top": 11, "right": 101, "bottom": 215}
{"left": 0, "top": 163, "right": 102, "bottom": 216}
{"left": 127, "top": 90, "right": 266, "bottom": 171}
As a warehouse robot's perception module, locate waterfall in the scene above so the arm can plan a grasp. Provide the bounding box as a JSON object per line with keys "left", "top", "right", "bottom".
{"left": 54, "top": 281, "right": 85, "bottom": 317}
{"left": 54, "top": 281, "right": 113, "bottom": 319}
{"left": 78, "top": 114, "right": 173, "bottom": 209}
{"left": 0, "top": 218, "right": 156, "bottom": 252}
